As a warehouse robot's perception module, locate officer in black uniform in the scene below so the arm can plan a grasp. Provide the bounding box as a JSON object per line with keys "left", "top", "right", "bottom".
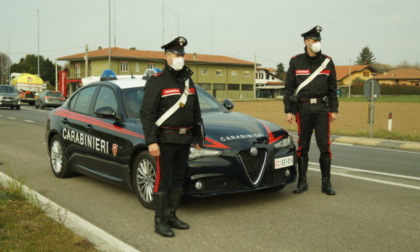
{"left": 283, "top": 26, "right": 338, "bottom": 196}
{"left": 140, "top": 36, "right": 204, "bottom": 237}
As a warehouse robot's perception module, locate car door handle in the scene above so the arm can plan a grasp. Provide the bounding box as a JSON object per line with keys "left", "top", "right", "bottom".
{"left": 84, "top": 124, "right": 93, "bottom": 130}
{"left": 61, "top": 118, "right": 69, "bottom": 124}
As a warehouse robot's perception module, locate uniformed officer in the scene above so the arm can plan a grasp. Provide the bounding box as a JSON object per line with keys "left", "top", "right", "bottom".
{"left": 283, "top": 26, "right": 338, "bottom": 196}
{"left": 140, "top": 36, "right": 204, "bottom": 237}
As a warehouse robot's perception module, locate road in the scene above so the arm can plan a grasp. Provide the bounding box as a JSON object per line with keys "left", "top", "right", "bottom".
{"left": 1, "top": 105, "right": 419, "bottom": 252}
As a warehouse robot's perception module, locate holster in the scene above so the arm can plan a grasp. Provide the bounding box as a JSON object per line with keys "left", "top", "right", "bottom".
{"left": 290, "top": 95, "right": 298, "bottom": 114}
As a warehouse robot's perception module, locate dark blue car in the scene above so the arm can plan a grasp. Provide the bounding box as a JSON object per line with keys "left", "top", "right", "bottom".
{"left": 46, "top": 70, "right": 296, "bottom": 209}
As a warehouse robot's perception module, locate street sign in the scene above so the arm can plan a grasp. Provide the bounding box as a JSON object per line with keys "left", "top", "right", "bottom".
{"left": 364, "top": 79, "right": 380, "bottom": 101}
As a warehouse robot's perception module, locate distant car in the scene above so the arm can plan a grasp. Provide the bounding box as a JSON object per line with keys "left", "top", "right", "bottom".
{"left": 0, "top": 84, "right": 21, "bottom": 110}
{"left": 35, "top": 90, "right": 65, "bottom": 109}
{"left": 45, "top": 70, "right": 297, "bottom": 209}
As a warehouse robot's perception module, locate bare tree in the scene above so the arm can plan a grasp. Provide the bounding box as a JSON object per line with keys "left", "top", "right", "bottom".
{"left": 0, "top": 52, "right": 12, "bottom": 84}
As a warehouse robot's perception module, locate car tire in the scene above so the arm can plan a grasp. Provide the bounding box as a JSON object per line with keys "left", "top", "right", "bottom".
{"left": 10, "top": 106, "right": 14, "bottom": 110}
{"left": 15, "top": 106, "right": 20, "bottom": 110}
{"left": 35, "top": 102, "right": 39, "bottom": 108}
{"left": 49, "top": 135, "right": 74, "bottom": 178}
{"left": 132, "top": 150, "right": 156, "bottom": 210}
{"left": 40, "top": 102, "right": 45, "bottom": 109}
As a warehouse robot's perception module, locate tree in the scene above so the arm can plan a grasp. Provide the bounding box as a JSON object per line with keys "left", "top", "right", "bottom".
{"left": 10, "top": 54, "right": 59, "bottom": 86}
{"left": 0, "top": 52, "right": 12, "bottom": 84}
{"left": 276, "top": 63, "right": 286, "bottom": 80}
{"left": 355, "top": 46, "right": 376, "bottom": 65}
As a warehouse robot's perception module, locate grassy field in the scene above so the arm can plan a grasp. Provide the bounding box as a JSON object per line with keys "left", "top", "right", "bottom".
{"left": 232, "top": 95, "right": 420, "bottom": 142}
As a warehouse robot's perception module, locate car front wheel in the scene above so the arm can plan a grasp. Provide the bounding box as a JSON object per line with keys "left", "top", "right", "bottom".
{"left": 49, "top": 135, "right": 74, "bottom": 178}
{"left": 132, "top": 150, "right": 156, "bottom": 209}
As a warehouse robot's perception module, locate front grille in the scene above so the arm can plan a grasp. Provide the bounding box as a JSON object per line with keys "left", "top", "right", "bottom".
{"left": 239, "top": 148, "right": 267, "bottom": 185}
{"left": 260, "top": 168, "right": 288, "bottom": 186}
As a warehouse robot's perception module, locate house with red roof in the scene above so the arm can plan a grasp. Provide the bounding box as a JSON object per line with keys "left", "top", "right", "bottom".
{"left": 255, "top": 67, "right": 284, "bottom": 98}
{"left": 58, "top": 47, "right": 257, "bottom": 100}
{"left": 373, "top": 69, "right": 420, "bottom": 86}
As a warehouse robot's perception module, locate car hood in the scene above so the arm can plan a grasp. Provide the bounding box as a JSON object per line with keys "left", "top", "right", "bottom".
{"left": 202, "top": 111, "right": 288, "bottom": 150}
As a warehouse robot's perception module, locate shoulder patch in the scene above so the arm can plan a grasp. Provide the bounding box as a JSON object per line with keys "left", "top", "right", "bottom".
{"left": 152, "top": 72, "right": 165, "bottom": 78}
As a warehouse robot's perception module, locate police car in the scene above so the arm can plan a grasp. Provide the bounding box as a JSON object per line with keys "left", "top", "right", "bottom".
{"left": 46, "top": 69, "right": 296, "bottom": 209}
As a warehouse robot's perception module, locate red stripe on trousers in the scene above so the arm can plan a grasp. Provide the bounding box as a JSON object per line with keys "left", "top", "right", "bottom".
{"left": 154, "top": 157, "right": 161, "bottom": 193}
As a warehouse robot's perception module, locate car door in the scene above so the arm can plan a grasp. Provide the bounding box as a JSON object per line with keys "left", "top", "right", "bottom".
{"left": 82, "top": 85, "right": 129, "bottom": 182}
{"left": 60, "top": 85, "right": 99, "bottom": 170}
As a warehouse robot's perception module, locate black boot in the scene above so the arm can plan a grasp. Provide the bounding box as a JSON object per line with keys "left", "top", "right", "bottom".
{"left": 293, "top": 157, "right": 308, "bottom": 194}
{"left": 167, "top": 188, "right": 190, "bottom": 230}
{"left": 153, "top": 192, "right": 175, "bottom": 237}
{"left": 319, "top": 158, "right": 336, "bottom": 196}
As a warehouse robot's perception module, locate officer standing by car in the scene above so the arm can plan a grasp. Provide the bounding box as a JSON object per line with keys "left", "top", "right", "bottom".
{"left": 140, "top": 36, "right": 204, "bottom": 237}
{"left": 283, "top": 26, "right": 338, "bottom": 196}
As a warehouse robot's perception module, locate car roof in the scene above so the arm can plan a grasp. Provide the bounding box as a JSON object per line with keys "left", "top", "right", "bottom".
{"left": 82, "top": 69, "right": 159, "bottom": 90}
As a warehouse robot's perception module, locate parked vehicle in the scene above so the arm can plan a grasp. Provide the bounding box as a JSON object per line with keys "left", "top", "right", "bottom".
{"left": 0, "top": 84, "right": 21, "bottom": 110}
{"left": 35, "top": 90, "right": 65, "bottom": 109}
{"left": 46, "top": 70, "right": 296, "bottom": 209}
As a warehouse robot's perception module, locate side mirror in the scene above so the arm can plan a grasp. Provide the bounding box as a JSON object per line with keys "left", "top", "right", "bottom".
{"left": 94, "top": 106, "right": 120, "bottom": 120}
{"left": 223, "top": 99, "right": 234, "bottom": 110}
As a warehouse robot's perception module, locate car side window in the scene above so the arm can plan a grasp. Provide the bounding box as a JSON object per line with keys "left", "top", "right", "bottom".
{"left": 94, "top": 87, "right": 118, "bottom": 113}
{"left": 73, "top": 86, "right": 98, "bottom": 114}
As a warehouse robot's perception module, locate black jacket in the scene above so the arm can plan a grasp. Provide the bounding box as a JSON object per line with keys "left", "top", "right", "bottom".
{"left": 284, "top": 48, "right": 339, "bottom": 114}
{"left": 140, "top": 64, "right": 203, "bottom": 145}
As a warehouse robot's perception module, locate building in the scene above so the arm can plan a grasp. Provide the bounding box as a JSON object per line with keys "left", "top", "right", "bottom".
{"left": 335, "top": 65, "right": 377, "bottom": 86}
{"left": 255, "top": 67, "right": 284, "bottom": 98}
{"left": 57, "top": 47, "right": 257, "bottom": 100}
{"left": 373, "top": 69, "right": 420, "bottom": 86}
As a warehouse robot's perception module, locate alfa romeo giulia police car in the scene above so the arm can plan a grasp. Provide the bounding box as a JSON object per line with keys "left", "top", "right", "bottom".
{"left": 46, "top": 69, "right": 296, "bottom": 209}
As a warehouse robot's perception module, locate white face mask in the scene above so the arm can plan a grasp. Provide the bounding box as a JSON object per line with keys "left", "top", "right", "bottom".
{"left": 171, "top": 57, "right": 185, "bottom": 71}
{"left": 311, "top": 42, "right": 322, "bottom": 53}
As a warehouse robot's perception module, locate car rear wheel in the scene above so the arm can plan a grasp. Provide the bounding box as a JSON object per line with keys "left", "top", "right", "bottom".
{"left": 49, "top": 135, "right": 74, "bottom": 178}
{"left": 132, "top": 150, "right": 156, "bottom": 209}
{"left": 40, "top": 101, "right": 45, "bottom": 109}
{"left": 15, "top": 106, "right": 20, "bottom": 110}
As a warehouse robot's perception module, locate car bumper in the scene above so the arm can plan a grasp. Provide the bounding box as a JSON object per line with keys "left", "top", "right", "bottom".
{"left": 184, "top": 147, "right": 296, "bottom": 197}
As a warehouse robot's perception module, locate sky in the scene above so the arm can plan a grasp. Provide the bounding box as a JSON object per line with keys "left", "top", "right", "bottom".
{"left": 1, "top": 0, "right": 419, "bottom": 69}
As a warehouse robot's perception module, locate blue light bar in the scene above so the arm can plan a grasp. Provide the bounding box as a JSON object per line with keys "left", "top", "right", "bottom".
{"left": 100, "top": 70, "right": 117, "bottom": 81}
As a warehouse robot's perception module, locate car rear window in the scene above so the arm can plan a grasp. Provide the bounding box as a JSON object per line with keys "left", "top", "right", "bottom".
{"left": 47, "top": 92, "right": 62, "bottom": 97}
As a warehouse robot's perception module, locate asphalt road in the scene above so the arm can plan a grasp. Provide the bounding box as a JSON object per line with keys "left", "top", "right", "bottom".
{"left": 1, "top": 105, "right": 419, "bottom": 252}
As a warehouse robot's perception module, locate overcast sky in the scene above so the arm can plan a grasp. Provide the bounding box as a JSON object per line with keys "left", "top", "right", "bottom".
{"left": 1, "top": 0, "right": 419, "bottom": 69}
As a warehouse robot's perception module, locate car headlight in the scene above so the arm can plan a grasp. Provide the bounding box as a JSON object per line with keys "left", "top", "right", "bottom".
{"left": 188, "top": 148, "right": 223, "bottom": 160}
{"left": 274, "top": 135, "right": 294, "bottom": 149}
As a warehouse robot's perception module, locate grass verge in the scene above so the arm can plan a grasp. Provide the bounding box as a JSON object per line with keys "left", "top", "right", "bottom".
{"left": 0, "top": 182, "right": 99, "bottom": 252}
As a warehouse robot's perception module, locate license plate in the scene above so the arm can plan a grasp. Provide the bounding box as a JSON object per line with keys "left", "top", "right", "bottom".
{"left": 274, "top": 155, "right": 294, "bottom": 169}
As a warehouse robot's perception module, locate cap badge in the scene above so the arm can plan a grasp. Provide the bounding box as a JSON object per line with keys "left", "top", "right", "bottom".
{"left": 316, "top": 26, "right": 322, "bottom": 33}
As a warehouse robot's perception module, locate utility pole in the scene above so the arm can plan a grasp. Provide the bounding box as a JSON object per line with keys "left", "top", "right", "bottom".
{"left": 37, "top": 9, "right": 40, "bottom": 76}
{"left": 108, "top": 0, "right": 111, "bottom": 69}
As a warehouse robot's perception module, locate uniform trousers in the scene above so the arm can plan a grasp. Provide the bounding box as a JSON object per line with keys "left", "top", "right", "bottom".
{"left": 296, "top": 111, "right": 332, "bottom": 159}
{"left": 154, "top": 142, "right": 190, "bottom": 193}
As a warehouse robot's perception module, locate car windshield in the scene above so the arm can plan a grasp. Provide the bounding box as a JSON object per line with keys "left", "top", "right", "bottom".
{"left": 0, "top": 86, "right": 18, "bottom": 93}
{"left": 122, "top": 85, "right": 227, "bottom": 118}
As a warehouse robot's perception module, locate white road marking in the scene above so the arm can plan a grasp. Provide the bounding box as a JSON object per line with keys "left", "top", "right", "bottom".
{"left": 308, "top": 163, "right": 420, "bottom": 190}
{"left": 24, "top": 120, "right": 35, "bottom": 123}
{"left": 7, "top": 117, "right": 16, "bottom": 120}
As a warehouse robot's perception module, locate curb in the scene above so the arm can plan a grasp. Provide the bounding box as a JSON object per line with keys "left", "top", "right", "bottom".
{"left": 333, "top": 136, "right": 420, "bottom": 152}
{"left": 0, "top": 172, "right": 141, "bottom": 252}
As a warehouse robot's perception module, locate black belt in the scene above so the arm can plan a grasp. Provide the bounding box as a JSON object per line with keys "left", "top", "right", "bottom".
{"left": 299, "top": 97, "right": 324, "bottom": 105}
{"left": 159, "top": 127, "right": 193, "bottom": 135}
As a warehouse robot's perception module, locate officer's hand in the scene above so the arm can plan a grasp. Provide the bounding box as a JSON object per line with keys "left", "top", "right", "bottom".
{"left": 148, "top": 143, "right": 160, "bottom": 157}
{"left": 195, "top": 143, "right": 202, "bottom": 150}
{"left": 286, "top": 113, "right": 295, "bottom": 124}
{"left": 330, "top": 113, "right": 338, "bottom": 122}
